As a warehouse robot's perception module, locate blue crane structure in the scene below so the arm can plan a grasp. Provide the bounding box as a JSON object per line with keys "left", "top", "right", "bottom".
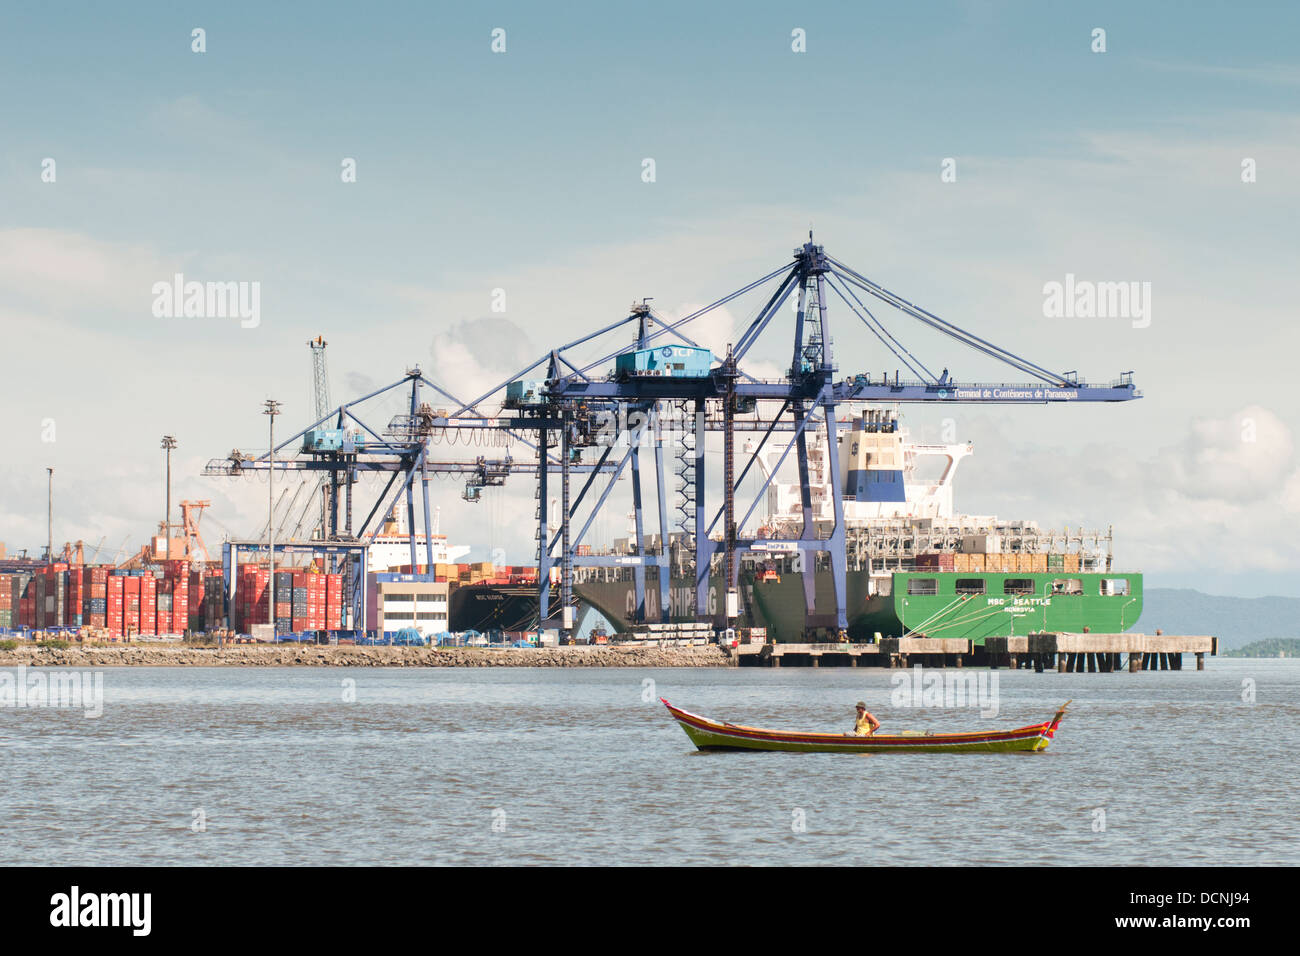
{"left": 203, "top": 367, "right": 615, "bottom": 631}
{"left": 206, "top": 237, "right": 1139, "bottom": 639}
{"left": 448, "top": 236, "right": 1140, "bottom": 638}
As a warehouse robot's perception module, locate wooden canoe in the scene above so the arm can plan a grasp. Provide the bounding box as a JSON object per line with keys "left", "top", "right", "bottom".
{"left": 661, "top": 698, "right": 1070, "bottom": 753}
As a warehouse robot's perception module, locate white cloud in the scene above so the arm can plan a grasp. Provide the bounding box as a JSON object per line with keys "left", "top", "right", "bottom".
{"left": 428, "top": 316, "right": 541, "bottom": 406}
{"left": 1167, "top": 404, "right": 1294, "bottom": 502}
{"left": 955, "top": 404, "right": 1300, "bottom": 579}
{"left": 1282, "top": 471, "right": 1300, "bottom": 514}
{"left": 0, "top": 228, "right": 182, "bottom": 314}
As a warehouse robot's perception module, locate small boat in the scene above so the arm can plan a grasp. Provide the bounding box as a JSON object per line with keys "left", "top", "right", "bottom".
{"left": 661, "top": 698, "right": 1070, "bottom": 753}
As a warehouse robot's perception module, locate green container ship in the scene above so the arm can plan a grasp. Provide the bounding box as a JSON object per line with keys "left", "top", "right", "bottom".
{"left": 571, "top": 567, "right": 1142, "bottom": 644}
{"left": 453, "top": 409, "right": 1142, "bottom": 643}
{"left": 567, "top": 409, "right": 1142, "bottom": 644}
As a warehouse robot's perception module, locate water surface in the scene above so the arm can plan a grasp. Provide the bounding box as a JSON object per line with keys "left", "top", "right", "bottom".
{"left": 3, "top": 660, "right": 1294, "bottom": 865}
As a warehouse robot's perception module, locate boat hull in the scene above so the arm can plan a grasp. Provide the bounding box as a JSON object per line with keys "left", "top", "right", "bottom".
{"left": 662, "top": 699, "right": 1068, "bottom": 753}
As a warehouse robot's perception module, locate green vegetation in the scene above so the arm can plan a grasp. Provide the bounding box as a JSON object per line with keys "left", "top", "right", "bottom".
{"left": 1223, "top": 638, "right": 1300, "bottom": 658}
{"left": 36, "top": 638, "right": 71, "bottom": 649}
{"left": 0, "top": 639, "right": 17, "bottom": 651}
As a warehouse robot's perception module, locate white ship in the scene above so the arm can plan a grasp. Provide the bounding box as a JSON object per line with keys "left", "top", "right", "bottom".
{"left": 749, "top": 407, "right": 1113, "bottom": 581}
{"left": 366, "top": 508, "right": 470, "bottom": 573}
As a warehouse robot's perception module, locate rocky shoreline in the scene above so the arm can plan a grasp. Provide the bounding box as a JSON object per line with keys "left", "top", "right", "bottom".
{"left": 0, "top": 643, "right": 732, "bottom": 668}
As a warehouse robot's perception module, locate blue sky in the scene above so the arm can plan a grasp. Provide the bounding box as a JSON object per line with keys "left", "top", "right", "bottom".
{"left": 2, "top": 1, "right": 1298, "bottom": 596}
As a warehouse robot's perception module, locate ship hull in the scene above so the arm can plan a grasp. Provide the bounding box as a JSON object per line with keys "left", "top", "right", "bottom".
{"left": 573, "top": 569, "right": 1142, "bottom": 643}
{"left": 448, "top": 584, "right": 553, "bottom": 633}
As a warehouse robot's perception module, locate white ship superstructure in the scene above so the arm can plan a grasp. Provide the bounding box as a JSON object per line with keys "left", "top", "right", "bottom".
{"left": 750, "top": 408, "right": 1113, "bottom": 580}
{"left": 750, "top": 409, "right": 982, "bottom": 528}
{"left": 366, "top": 508, "right": 470, "bottom": 572}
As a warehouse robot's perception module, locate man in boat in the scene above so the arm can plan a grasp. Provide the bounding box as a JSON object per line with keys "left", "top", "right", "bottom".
{"left": 853, "top": 702, "right": 880, "bottom": 737}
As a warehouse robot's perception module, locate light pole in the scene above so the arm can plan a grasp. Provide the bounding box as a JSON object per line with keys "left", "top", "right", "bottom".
{"left": 264, "top": 400, "right": 282, "bottom": 632}
{"left": 46, "top": 467, "right": 53, "bottom": 564}
{"left": 161, "top": 435, "right": 177, "bottom": 560}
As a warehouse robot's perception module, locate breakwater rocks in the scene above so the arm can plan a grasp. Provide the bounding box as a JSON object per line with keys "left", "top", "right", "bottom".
{"left": 0, "top": 643, "right": 732, "bottom": 668}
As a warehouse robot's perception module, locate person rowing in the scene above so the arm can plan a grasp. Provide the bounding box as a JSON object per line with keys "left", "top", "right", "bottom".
{"left": 853, "top": 701, "right": 880, "bottom": 737}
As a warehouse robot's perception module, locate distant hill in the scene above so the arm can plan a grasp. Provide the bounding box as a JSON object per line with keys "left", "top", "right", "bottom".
{"left": 1138, "top": 589, "right": 1300, "bottom": 650}
{"left": 1223, "top": 638, "right": 1300, "bottom": 658}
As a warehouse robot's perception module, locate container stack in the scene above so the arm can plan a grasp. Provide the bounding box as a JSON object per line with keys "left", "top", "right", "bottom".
{"left": 108, "top": 574, "right": 124, "bottom": 637}
{"left": 303, "top": 572, "right": 326, "bottom": 631}
{"left": 0, "top": 573, "right": 17, "bottom": 629}
{"left": 0, "top": 560, "right": 366, "bottom": 637}
{"left": 325, "top": 573, "right": 343, "bottom": 631}
{"left": 289, "top": 571, "right": 309, "bottom": 631}
{"left": 86, "top": 567, "right": 108, "bottom": 629}
{"left": 55, "top": 564, "right": 70, "bottom": 626}
{"left": 19, "top": 575, "right": 36, "bottom": 628}
{"left": 54, "top": 566, "right": 68, "bottom": 627}
{"left": 915, "top": 552, "right": 956, "bottom": 572}
{"left": 156, "top": 577, "right": 174, "bottom": 633}
{"left": 202, "top": 574, "right": 223, "bottom": 631}
{"left": 33, "top": 573, "right": 46, "bottom": 628}
{"left": 237, "top": 566, "right": 269, "bottom": 631}
{"left": 123, "top": 575, "right": 140, "bottom": 636}
{"left": 67, "top": 568, "right": 85, "bottom": 628}
{"left": 170, "top": 569, "right": 189, "bottom": 634}
{"left": 139, "top": 573, "right": 157, "bottom": 636}
{"left": 33, "top": 564, "right": 69, "bottom": 628}
{"left": 274, "top": 571, "right": 292, "bottom": 633}
{"left": 187, "top": 569, "right": 204, "bottom": 631}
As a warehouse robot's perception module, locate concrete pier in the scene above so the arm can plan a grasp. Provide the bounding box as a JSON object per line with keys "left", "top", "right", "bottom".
{"left": 733, "top": 633, "right": 1217, "bottom": 669}
{"left": 742, "top": 642, "right": 883, "bottom": 668}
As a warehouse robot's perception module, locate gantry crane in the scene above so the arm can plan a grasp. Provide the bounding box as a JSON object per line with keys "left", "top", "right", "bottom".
{"left": 203, "top": 367, "right": 617, "bottom": 629}
{"left": 308, "top": 336, "right": 332, "bottom": 539}
{"left": 425, "top": 236, "right": 1140, "bottom": 637}
{"left": 203, "top": 237, "right": 1139, "bottom": 640}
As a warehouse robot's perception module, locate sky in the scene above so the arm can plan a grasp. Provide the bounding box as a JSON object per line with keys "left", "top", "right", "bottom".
{"left": 1, "top": 1, "right": 1298, "bottom": 596}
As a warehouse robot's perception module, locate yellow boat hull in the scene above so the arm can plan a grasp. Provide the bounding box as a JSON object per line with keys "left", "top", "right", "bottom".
{"left": 662, "top": 699, "right": 1069, "bottom": 754}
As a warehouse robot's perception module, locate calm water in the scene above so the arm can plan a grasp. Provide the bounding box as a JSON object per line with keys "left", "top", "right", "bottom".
{"left": 3, "top": 660, "right": 1296, "bottom": 865}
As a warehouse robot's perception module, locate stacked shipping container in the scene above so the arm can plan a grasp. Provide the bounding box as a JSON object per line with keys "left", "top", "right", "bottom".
{"left": 86, "top": 567, "right": 108, "bottom": 629}
{"left": 325, "top": 573, "right": 343, "bottom": 631}
{"left": 2, "top": 561, "right": 364, "bottom": 637}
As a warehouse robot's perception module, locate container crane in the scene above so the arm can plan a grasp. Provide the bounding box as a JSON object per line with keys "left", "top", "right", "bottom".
{"left": 204, "top": 238, "right": 1140, "bottom": 640}
{"left": 309, "top": 336, "right": 332, "bottom": 540}
{"left": 463, "top": 237, "right": 1142, "bottom": 638}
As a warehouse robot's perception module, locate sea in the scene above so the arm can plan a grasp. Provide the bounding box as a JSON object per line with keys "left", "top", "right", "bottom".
{"left": 3, "top": 659, "right": 1295, "bottom": 865}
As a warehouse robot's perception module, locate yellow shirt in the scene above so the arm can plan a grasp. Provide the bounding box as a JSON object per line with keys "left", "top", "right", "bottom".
{"left": 854, "top": 714, "right": 875, "bottom": 736}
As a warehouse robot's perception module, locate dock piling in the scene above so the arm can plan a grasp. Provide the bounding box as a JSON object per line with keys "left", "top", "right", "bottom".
{"left": 729, "top": 633, "right": 1214, "bottom": 670}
